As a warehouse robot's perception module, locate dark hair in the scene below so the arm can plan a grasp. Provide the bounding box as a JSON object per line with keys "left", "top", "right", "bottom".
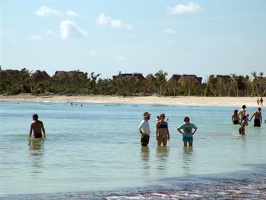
{"left": 234, "top": 109, "right": 238, "bottom": 113}
{"left": 32, "top": 114, "right": 38, "bottom": 119}
{"left": 242, "top": 105, "right": 246, "bottom": 109}
{"left": 184, "top": 116, "right": 190, "bottom": 122}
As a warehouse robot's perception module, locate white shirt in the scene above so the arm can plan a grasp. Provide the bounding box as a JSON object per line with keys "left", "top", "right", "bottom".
{"left": 138, "top": 120, "right": 150, "bottom": 136}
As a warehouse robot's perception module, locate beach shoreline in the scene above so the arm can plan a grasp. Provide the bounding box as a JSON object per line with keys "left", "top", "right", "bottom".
{"left": 0, "top": 94, "right": 261, "bottom": 107}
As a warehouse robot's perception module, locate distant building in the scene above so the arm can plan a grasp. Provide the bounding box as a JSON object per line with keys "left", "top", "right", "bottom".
{"left": 30, "top": 70, "right": 51, "bottom": 84}
{"left": 52, "top": 70, "right": 87, "bottom": 82}
{"left": 113, "top": 72, "right": 145, "bottom": 82}
{"left": 0, "top": 70, "right": 21, "bottom": 80}
{"left": 177, "top": 74, "right": 202, "bottom": 85}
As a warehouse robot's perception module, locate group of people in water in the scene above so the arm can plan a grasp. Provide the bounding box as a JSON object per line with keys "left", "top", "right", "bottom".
{"left": 232, "top": 104, "right": 263, "bottom": 136}
{"left": 28, "top": 100, "right": 263, "bottom": 144}
{"left": 138, "top": 102, "right": 263, "bottom": 147}
{"left": 138, "top": 112, "right": 197, "bottom": 147}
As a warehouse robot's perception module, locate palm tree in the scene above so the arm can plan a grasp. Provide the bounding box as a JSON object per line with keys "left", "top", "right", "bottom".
{"left": 242, "top": 75, "right": 250, "bottom": 97}
{"left": 230, "top": 74, "right": 238, "bottom": 97}
{"left": 154, "top": 70, "right": 168, "bottom": 96}
{"left": 251, "top": 71, "right": 259, "bottom": 96}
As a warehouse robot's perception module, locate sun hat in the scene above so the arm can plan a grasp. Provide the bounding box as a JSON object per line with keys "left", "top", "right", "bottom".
{"left": 143, "top": 112, "right": 151, "bottom": 117}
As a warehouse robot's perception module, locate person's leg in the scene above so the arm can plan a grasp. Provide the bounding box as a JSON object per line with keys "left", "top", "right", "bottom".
{"left": 189, "top": 141, "right": 193, "bottom": 146}
{"left": 162, "top": 138, "right": 167, "bottom": 146}
{"left": 157, "top": 136, "right": 162, "bottom": 146}
{"left": 183, "top": 141, "right": 187, "bottom": 146}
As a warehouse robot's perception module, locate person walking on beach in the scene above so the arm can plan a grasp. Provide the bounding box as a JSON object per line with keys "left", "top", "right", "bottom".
{"left": 29, "top": 114, "right": 46, "bottom": 138}
{"left": 238, "top": 105, "right": 246, "bottom": 124}
{"left": 156, "top": 113, "right": 170, "bottom": 146}
{"left": 138, "top": 112, "right": 151, "bottom": 146}
{"left": 249, "top": 107, "right": 262, "bottom": 127}
{"left": 257, "top": 98, "right": 260, "bottom": 106}
{"left": 177, "top": 117, "right": 197, "bottom": 147}
{"left": 260, "top": 97, "right": 264, "bottom": 106}
{"left": 239, "top": 116, "right": 248, "bottom": 136}
{"left": 232, "top": 110, "right": 240, "bottom": 125}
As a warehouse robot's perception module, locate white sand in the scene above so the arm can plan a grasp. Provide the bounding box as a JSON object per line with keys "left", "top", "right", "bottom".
{"left": 0, "top": 94, "right": 261, "bottom": 107}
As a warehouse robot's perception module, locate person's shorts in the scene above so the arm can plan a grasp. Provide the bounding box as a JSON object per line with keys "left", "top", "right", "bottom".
{"left": 182, "top": 136, "right": 193, "bottom": 142}
{"left": 233, "top": 120, "right": 239, "bottom": 124}
{"left": 141, "top": 134, "right": 150, "bottom": 146}
{"left": 254, "top": 119, "right": 261, "bottom": 127}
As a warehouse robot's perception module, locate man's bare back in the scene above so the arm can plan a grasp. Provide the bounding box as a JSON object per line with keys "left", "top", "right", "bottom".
{"left": 29, "top": 114, "right": 45, "bottom": 138}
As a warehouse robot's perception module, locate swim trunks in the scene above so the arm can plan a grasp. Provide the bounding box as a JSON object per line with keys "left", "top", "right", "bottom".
{"left": 254, "top": 119, "right": 261, "bottom": 127}
{"left": 182, "top": 136, "right": 193, "bottom": 142}
{"left": 33, "top": 133, "right": 42, "bottom": 138}
{"left": 233, "top": 120, "right": 239, "bottom": 125}
{"left": 141, "top": 134, "right": 150, "bottom": 146}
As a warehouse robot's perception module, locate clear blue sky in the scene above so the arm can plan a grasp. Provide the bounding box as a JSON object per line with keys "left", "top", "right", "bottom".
{"left": 1, "top": 0, "right": 266, "bottom": 82}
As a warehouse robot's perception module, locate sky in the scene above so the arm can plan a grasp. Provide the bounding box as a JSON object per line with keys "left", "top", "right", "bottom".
{"left": 1, "top": 0, "right": 266, "bottom": 82}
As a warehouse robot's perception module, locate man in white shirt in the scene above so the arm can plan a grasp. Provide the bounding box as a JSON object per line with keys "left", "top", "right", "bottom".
{"left": 138, "top": 112, "right": 151, "bottom": 146}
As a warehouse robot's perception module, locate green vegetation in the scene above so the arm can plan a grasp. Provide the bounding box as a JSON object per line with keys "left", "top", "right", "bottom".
{"left": 0, "top": 68, "right": 265, "bottom": 97}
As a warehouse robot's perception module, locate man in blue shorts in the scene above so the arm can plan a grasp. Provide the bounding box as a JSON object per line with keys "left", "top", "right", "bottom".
{"left": 177, "top": 117, "right": 197, "bottom": 147}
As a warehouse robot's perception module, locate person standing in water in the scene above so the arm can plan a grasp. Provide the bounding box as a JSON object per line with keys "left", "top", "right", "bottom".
{"left": 177, "top": 117, "right": 197, "bottom": 147}
{"left": 238, "top": 105, "right": 246, "bottom": 123}
{"left": 232, "top": 109, "right": 240, "bottom": 124}
{"left": 239, "top": 116, "right": 248, "bottom": 136}
{"left": 156, "top": 113, "right": 170, "bottom": 146}
{"left": 249, "top": 107, "right": 262, "bottom": 127}
{"left": 29, "top": 114, "right": 46, "bottom": 138}
{"left": 138, "top": 112, "right": 151, "bottom": 146}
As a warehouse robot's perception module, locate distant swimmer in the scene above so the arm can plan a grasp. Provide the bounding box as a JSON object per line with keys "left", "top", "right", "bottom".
{"left": 29, "top": 114, "right": 46, "bottom": 138}
{"left": 249, "top": 107, "right": 262, "bottom": 127}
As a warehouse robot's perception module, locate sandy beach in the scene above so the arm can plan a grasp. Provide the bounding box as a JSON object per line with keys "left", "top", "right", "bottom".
{"left": 0, "top": 94, "right": 261, "bottom": 107}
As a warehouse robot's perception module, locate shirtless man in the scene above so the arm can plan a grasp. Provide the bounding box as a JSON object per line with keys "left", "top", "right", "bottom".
{"left": 29, "top": 114, "right": 46, "bottom": 138}
{"left": 238, "top": 105, "right": 246, "bottom": 124}
{"left": 249, "top": 108, "right": 262, "bottom": 127}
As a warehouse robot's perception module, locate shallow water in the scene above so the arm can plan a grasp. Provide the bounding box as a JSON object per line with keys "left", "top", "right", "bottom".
{"left": 0, "top": 101, "right": 265, "bottom": 199}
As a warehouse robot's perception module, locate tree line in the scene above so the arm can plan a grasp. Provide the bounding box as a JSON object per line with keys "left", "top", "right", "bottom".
{"left": 0, "top": 67, "right": 265, "bottom": 97}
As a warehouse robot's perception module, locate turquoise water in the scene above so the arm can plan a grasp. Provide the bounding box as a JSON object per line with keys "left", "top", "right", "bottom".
{"left": 0, "top": 101, "right": 266, "bottom": 199}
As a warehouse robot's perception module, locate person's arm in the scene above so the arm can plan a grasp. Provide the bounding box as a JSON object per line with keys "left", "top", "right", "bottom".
{"left": 41, "top": 122, "right": 46, "bottom": 137}
{"left": 166, "top": 122, "right": 170, "bottom": 140}
{"left": 138, "top": 121, "right": 144, "bottom": 135}
{"left": 177, "top": 125, "right": 184, "bottom": 134}
{"left": 156, "top": 122, "right": 160, "bottom": 140}
{"left": 29, "top": 123, "right": 33, "bottom": 137}
{"left": 192, "top": 127, "right": 197, "bottom": 135}
{"left": 249, "top": 112, "right": 255, "bottom": 121}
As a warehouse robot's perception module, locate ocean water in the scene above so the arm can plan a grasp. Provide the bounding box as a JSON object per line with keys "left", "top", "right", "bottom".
{"left": 0, "top": 100, "right": 266, "bottom": 199}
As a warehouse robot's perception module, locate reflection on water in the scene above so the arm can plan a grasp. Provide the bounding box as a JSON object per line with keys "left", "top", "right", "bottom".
{"left": 28, "top": 138, "right": 45, "bottom": 174}
{"left": 182, "top": 146, "right": 193, "bottom": 174}
{"left": 156, "top": 146, "right": 169, "bottom": 172}
{"left": 140, "top": 146, "right": 150, "bottom": 176}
